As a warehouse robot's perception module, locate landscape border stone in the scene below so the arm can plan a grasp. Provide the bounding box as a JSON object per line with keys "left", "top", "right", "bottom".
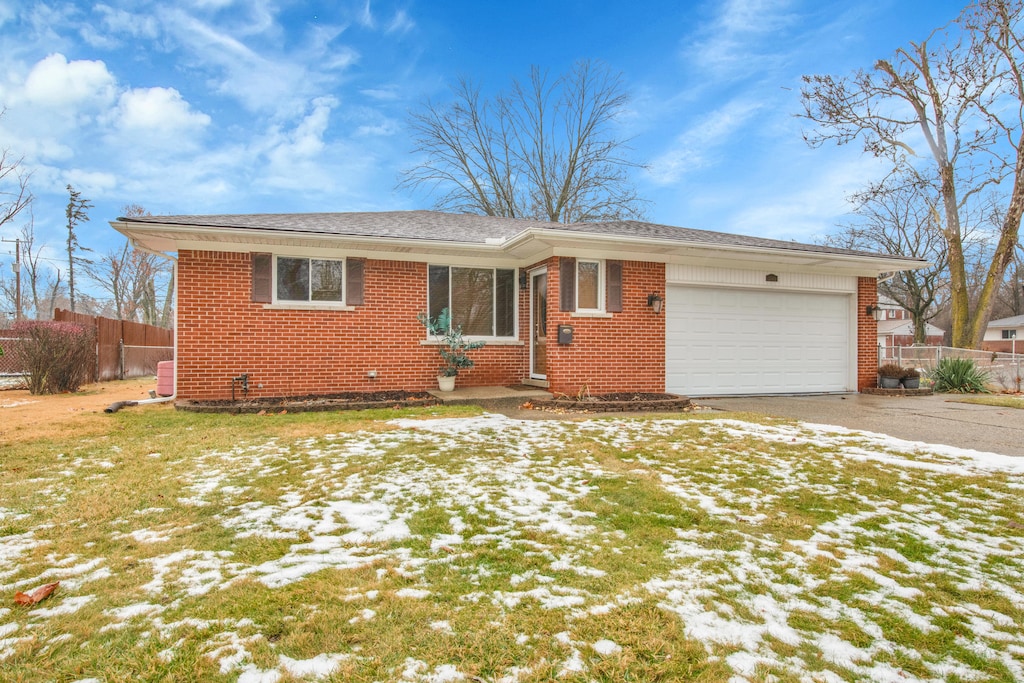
{"left": 861, "top": 387, "right": 935, "bottom": 397}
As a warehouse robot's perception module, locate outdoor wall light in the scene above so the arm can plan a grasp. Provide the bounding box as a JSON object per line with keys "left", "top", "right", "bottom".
{"left": 865, "top": 304, "right": 884, "bottom": 321}
{"left": 647, "top": 292, "right": 663, "bottom": 314}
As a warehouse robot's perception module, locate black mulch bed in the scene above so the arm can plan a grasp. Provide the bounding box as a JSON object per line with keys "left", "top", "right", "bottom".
{"left": 529, "top": 392, "right": 693, "bottom": 413}
{"left": 176, "top": 390, "right": 437, "bottom": 414}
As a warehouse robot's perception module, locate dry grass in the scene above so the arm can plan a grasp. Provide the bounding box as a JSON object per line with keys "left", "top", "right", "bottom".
{"left": 1, "top": 395, "right": 1022, "bottom": 682}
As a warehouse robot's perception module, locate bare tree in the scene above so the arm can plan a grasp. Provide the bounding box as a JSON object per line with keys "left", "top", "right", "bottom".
{"left": 83, "top": 204, "right": 173, "bottom": 325}
{"left": 0, "top": 124, "right": 32, "bottom": 232}
{"left": 828, "top": 178, "right": 950, "bottom": 343}
{"left": 65, "top": 185, "right": 93, "bottom": 313}
{"left": 994, "top": 248, "right": 1024, "bottom": 316}
{"left": 400, "top": 59, "right": 647, "bottom": 223}
{"left": 801, "top": 0, "right": 1024, "bottom": 348}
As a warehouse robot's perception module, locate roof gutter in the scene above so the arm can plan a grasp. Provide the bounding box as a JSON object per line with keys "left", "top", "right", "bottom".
{"left": 503, "top": 227, "right": 930, "bottom": 273}
{"left": 114, "top": 219, "right": 929, "bottom": 274}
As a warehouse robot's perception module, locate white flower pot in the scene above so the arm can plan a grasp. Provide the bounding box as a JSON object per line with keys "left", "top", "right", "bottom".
{"left": 438, "top": 375, "right": 456, "bottom": 392}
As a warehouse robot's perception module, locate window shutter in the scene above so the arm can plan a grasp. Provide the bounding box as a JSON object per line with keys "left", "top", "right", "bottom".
{"left": 346, "top": 258, "right": 365, "bottom": 306}
{"left": 607, "top": 260, "right": 623, "bottom": 313}
{"left": 559, "top": 257, "right": 576, "bottom": 312}
{"left": 251, "top": 253, "right": 272, "bottom": 303}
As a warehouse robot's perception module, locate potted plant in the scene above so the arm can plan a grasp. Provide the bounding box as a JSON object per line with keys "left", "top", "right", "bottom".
{"left": 878, "top": 363, "right": 903, "bottom": 389}
{"left": 418, "top": 308, "right": 485, "bottom": 391}
{"left": 900, "top": 367, "right": 921, "bottom": 390}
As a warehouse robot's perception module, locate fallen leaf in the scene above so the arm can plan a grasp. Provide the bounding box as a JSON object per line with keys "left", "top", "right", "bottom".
{"left": 14, "top": 581, "right": 59, "bottom": 606}
{"left": 440, "top": 546, "right": 456, "bottom": 554}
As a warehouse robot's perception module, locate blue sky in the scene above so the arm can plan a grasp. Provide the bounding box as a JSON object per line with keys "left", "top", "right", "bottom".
{"left": 0, "top": 0, "right": 968, "bottom": 286}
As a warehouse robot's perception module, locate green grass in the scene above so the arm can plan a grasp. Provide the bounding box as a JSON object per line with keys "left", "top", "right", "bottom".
{"left": 953, "top": 395, "right": 1024, "bottom": 409}
{"left": 0, "top": 404, "right": 1022, "bottom": 682}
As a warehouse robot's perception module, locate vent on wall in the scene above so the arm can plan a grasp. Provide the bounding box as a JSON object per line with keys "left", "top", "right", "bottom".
{"left": 766, "top": 274, "right": 779, "bottom": 282}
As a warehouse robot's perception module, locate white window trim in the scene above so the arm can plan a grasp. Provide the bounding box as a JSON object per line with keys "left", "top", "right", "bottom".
{"left": 427, "top": 265, "right": 518, "bottom": 340}
{"left": 576, "top": 259, "right": 604, "bottom": 313}
{"left": 273, "top": 255, "right": 346, "bottom": 305}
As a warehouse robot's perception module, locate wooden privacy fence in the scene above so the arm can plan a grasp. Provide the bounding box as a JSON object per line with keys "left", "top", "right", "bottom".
{"left": 53, "top": 309, "right": 174, "bottom": 382}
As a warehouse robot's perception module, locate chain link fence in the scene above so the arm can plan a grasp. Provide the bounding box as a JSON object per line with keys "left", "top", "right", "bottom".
{"left": 880, "top": 346, "right": 1023, "bottom": 392}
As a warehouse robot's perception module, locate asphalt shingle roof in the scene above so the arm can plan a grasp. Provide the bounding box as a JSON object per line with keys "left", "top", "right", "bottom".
{"left": 118, "top": 210, "right": 913, "bottom": 261}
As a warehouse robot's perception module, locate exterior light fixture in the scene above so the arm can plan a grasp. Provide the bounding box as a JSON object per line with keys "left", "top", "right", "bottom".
{"left": 865, "top": 304, "right": 884, "bottom": 321}
{"left": 647, "top": 293, "right": 663, "bottom": 314}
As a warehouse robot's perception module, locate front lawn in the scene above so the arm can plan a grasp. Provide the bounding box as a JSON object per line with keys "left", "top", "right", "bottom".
{"left": 953, "top": 395, "right": 1024, "bottom": 409}
{"left": 1, "top": 405, "right": 1022, "bottom": 682}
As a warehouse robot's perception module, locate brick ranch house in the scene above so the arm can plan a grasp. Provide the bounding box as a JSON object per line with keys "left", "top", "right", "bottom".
{"left": 112, "top": 211, "right": 925, "bottom": 401}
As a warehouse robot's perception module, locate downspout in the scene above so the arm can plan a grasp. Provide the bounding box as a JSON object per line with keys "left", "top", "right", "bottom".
{"left": 105, "top": 240, "right": 178, "bottom": 412}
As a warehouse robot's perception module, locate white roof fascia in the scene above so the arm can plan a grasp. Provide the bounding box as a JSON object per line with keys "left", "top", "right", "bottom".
{"left": 113, "top": 220, "right": 929, "bottom": 276}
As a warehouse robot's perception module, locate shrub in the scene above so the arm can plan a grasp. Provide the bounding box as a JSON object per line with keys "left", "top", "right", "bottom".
{"left": 900, "top": 367, "right": 920, "bottom": 380}
{"left": 10, "top": 320, "right": 96, "bottom": 395}
{"left": 931, "top": 357, "right": 990, "bottom": 394}
{"left": 878, "top": 363, "right": 904, "bottom": 378}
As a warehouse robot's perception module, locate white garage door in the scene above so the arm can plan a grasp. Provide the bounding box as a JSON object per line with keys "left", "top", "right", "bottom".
{"left": 666, "top": 286, "right": 851, "bottom": 396}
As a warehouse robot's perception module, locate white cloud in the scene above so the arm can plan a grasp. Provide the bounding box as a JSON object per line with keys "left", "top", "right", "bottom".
{"left": 386, "top": 9, "right": 414, "bottom": 35}
{"left": 648, "top": 99, "right": 764, "bottom": 185}
{"left": 94, "top": 4, "right": 161, "bottom": 40}
{"left": 18, "top": 53, "right": 117, "bottom": 109}
{"left": 685, "top": 0, "right": 798, "bottom": 78}
{"left": 725, "top": 153, "right": 890, "bottom": 241}
{"left": 115, "top": 87, "right": 211, "bottom": 135}
{"left": 263, "top": 97, "right": 336, "bottom": 169}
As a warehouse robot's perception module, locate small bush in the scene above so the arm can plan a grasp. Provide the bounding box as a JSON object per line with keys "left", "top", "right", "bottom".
{"left": 10, "top": 321, "right": 95, "bottom": 395}
{"left": 931, "top": 357, "right": 990, "bottom": 394}
{"left": 878, "top": 363, "right": 904, "bottom": 378}
{"left": 900, "top": 367, "right": 920, "bottom": 380}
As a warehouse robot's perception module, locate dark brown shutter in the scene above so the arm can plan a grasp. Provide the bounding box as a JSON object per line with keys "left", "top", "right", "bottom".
{"left": 606, "top": 260, "right": 623, "bottom": 313}
{"left": 346, "top": 258, "right": 365, "bottom": 306}
{"left": 559, "top": 257, "right": 576, "bottom": 312}
{"left": 251, "top": 253, "right": 272, "bottom": 303}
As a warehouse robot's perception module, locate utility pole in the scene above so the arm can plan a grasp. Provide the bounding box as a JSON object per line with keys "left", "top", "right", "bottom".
{"left": 1, "top": 237, "right": 20, "bottom": 320}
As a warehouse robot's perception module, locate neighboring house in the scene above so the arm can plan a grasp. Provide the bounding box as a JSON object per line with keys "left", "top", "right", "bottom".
{"left": 113, "top": 211, "right": 925, "bottom": 400}
{"left": 875, "top": 295, "right": 944, "bottom": 347}
{"left": 982, "top": 314, "right": 1024, "bottom": 353}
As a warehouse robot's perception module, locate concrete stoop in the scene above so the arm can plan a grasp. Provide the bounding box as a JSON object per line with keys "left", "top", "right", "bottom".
{"left": 427, "top": 385, "right": 552, "bottom": 409}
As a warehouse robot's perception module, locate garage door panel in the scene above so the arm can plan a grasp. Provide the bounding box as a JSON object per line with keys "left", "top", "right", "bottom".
{"left": 666, "top": 286, "right": 850, "bottom": 396}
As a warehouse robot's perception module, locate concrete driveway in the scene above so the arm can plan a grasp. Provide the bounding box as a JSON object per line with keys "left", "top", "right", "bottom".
{"left": 702, "top": 393, "right": 1024, "bottom": 457}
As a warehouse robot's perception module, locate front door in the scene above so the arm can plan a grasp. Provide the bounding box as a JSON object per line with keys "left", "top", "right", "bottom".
{"left": 530, "top": 270, "right": 547, "bottom": 379}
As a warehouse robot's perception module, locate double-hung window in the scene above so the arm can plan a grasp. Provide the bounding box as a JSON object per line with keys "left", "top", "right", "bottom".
{"left": 428, "top": 265, "right": 516, "bottom": 337}
{"left": 276, "top": 257, "right": 345, "bottom": 303}
{"left": 558, "top": 257, "right": 622, "bottom": 314}
{"left": 576, "top": 260, "right": 603, "bottom": 311}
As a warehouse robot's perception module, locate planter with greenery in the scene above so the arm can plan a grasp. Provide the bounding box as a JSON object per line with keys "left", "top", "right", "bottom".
{"left": 878, "top": 363, "right": 903, "bottom": 389}
{"left": 418, "top": 308, "right": 485, "bottom": 391}
{"left": 900, "top": 367, "right": 921, "bottom": 390}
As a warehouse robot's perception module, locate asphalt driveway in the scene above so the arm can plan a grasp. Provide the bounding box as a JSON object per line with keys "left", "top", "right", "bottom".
{"left": 702, "top": 393, "right": 1024, "bottom": 457}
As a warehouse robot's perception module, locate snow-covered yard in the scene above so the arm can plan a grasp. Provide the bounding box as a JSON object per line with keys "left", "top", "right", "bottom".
{"left": 2, "top": 409, "right": 1023, "bottom": 682}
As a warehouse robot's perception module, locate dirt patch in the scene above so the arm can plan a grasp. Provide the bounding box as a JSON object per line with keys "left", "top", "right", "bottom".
{"left": 176, "top": 390, "right": 438, "bottom": 414}
{"left": 526, "top": 392, "right": 693, "bottom": 414}
{"left": 1, "top": 377, "right": 166, "bottom": 444}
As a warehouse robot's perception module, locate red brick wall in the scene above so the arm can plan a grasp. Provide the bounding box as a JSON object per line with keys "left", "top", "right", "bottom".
{"left": 981, "top": 339, "right": 1021, "bottom": 353}
{"left": 176, "top": 251, "right": 527, "bottom": 400}
{"left": 545, "top": 258, "right": 666, "bottom": 396}
{"left": 857, "top": 277, "right": 879, "bottom": 391}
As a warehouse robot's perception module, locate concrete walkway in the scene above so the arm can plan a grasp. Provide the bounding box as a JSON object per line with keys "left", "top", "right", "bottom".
{"left": 427, "top": 385, "right": 551, "bottom": 410}
{"left": 702, "top": 393, "right": 1024, "bottom": 457}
